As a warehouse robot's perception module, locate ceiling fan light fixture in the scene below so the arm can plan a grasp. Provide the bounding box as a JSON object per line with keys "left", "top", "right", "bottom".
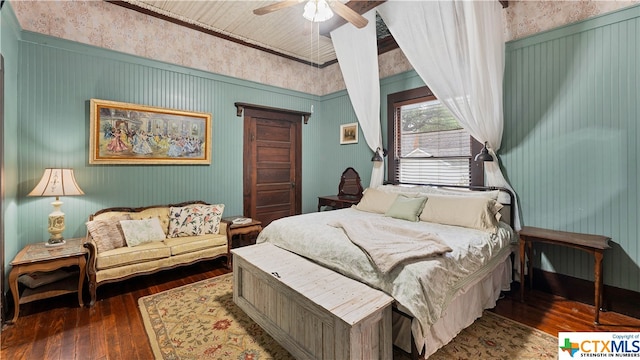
{"left": 303, "top": 0, "right": 334, "bottom": 23}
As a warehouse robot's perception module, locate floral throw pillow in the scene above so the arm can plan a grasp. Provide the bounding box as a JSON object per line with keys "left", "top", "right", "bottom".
{"left": 200, "top": 204, "right": 225, "bottom": 234}
{"left": 168, "top": 204, "right": 225, "bottom": 238}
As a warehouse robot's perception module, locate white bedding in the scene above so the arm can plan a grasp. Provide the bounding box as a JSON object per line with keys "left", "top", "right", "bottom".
{"left": 256, "top": 207, "right": 515, "bottom": 353}
{"left": 328, "top": 217, "right": 453, "bottom": 273}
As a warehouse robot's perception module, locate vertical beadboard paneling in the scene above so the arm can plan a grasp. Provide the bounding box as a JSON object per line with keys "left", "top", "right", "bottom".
{"left": 302, "top": 89, "right": 371, "bottom": 212}
{"left": 503, "top": 5, "right": 640, "bottom": 292}
{"left": 13, "top": 33, "right": 334, "bottom": 254}
{"left": 2, "top": 3, "right": 23, "bottom": 276}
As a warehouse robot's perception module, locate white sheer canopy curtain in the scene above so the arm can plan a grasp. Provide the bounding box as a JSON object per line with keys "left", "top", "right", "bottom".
{"left": 330, "top": 10, "right": 384, "bottom": 187}
{"left": 378, "top": 0, "right": 521, "bottom": 230}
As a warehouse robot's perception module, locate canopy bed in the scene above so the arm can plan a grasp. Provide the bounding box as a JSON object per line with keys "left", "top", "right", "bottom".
{"left": 240, "top": 184, "right": 516, "bottom": 359}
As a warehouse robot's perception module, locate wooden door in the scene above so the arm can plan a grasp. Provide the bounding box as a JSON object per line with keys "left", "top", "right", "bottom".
{"left": 243, "top": 107, "right": 302, "bottom": 227}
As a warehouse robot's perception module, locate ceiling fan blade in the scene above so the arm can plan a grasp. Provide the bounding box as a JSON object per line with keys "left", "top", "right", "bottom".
{"left": 329, "top": 1, "right": 368, "bottom": 28}
{"left": 253, "top": 0, "right": 304, "bottom": 15}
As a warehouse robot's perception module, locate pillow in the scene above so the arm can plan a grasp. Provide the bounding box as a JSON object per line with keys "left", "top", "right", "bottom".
{"left": 419, "top": 195, "right": 503, "bottom": 232}
{"left": 200, "top": 204, "right": 225, "bottom": 234}
{"left": 355, "top": 188, "right": 399, "bottom": 214}
{"left": 120, "top": 217, "right": 167, "bottom": 247}
{"left": 86, "top": 214, "right": 131, "bottom": 252}
{"left": 168, "top": 204, "right": 225, "bottom": 238}
{"left": 384, "top": 195, "right": 427, "bottom": 222}
{"left": 18, "top": 269, "right": 76, "bottom": 289}
{"left": 130, "top": 207, "right": 170, "bottom": 235}
{"left": 378, "top": 184, "right": 501, "bottom": 201}
{"left": 376, "top": 184, "right": 429, "bottom": 194}
{"left": 420, "top": 186, "right": 500, "bottom": 201}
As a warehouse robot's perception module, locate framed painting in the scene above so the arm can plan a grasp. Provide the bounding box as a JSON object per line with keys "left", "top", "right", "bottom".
{"left": 340, "top": 122, "right": 358, "bottom": 145}
{"left": 89, "top": 99, "right": 212, "bottom": 165}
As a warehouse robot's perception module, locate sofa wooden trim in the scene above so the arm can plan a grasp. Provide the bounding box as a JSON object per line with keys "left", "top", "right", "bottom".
{"left": 89, "top": 200, "right": 208, "bottom": 219}
{"left": 84, "top": 200, "right": 229, "bottom": 306}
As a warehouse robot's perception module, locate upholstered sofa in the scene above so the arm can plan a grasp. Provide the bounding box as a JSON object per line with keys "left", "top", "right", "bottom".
{"left": 83, "top": 201, "right": 228, "bottom": 306}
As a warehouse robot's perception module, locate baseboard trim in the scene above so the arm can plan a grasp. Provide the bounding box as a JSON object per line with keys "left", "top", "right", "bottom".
{"left": 532, "top": 268, "right": 640, "bottom": 319}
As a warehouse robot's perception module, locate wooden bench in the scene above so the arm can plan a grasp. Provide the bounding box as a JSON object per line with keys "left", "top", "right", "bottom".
{"left": 232, "top": 243, "right": 394, "bottom": 360}
{"left": 518, "top": 226, "right": 611, "bottom": 324}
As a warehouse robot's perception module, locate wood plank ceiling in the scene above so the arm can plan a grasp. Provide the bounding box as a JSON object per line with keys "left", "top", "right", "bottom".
{"left": 111, "top": 0, "right": 507, "bottom": 68}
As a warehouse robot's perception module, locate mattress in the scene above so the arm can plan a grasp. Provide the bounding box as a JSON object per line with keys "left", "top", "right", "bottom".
{"left": 256, "top": 207, "right": 515, "bottom": 353}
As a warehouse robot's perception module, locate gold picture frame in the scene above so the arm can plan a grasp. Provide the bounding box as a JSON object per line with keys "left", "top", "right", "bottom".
{"left": 89, "top": 99, "right": 212, "bottom": 165}
{"left": 340, "top": 122, "right": 358, "bottom": 145}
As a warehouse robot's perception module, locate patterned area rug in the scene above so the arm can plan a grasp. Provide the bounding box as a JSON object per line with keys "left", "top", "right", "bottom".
{"left": 139, "top": 273, "right": 557, "bottom": 359}
{"left": 427, "top": 312, "right": 557, "bottom": 360}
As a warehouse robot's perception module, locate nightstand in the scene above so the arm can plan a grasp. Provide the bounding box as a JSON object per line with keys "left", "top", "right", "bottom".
{"left": 222, "top": 216, "right": 262, "bottom": 268}
{"left": 8, "top": 237, "right": 87, "bottom": 323}
{"left": 317, "top": 168, "right": 363, "bottom": 211}
{"left": 317, "top": 195, "right": 360, "bottom": 211}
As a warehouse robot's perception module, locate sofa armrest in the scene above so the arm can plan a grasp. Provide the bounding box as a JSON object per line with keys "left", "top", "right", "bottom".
{"left": 83, "top": 234, "right": 101, "bottom": 306}
{"left": 83, "top": 235, "right": 98, "bottom": 277}
{"left": 219, "top": 221, "right": 228, "bottom": 236}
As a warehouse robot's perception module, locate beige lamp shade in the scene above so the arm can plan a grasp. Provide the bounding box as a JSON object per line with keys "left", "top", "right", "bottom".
{"left": 28, "top": 168, "right": 84, "bottom": 197}
{"left": 28, "top": 168, "right": 84, "bottom": 246}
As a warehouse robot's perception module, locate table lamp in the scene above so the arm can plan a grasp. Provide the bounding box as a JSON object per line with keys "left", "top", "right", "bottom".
{"left": 28, "top": 168, "right": 84, "bottom": 246}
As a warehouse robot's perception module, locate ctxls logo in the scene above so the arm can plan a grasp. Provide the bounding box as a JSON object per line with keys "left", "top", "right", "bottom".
{"left": 558, "top": 332, "right": 640, "bottom": 359}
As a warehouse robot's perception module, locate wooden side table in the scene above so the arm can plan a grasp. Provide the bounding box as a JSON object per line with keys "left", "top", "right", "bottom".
{"left": 317, "top": 195, "right": 360, "bottom": 211}
{"left": 222, "top": 216, "right": 262, "bottom": 268}
{"left": 8, "top": 237, "right": 87, "bottom": 324}
{"left": 518, "top": 226, "right": 610, "bottom": 324}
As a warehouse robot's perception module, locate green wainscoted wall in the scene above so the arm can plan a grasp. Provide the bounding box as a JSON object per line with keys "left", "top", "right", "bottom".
{"left": 503, "top": 5, "right": 640, "bottom": 292}
{"left": 9, "top": 1, "right": 638, "bottom": 298}
{"left": 1, "top": 2, "right": 21, "bottom": 283}
{"left": 2, "top": 1, "right": 378, "bottom": 275}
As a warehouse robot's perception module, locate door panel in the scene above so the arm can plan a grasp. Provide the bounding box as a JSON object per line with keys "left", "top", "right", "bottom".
{"left": 256, "top": 167, "right": 291, "bottom": 183}
{"left": 256, "top": 122, "right": 291, "bottom": 141}
{"left": 243, "top": 107, "right": 302, "bottom": 227}
{"left": 256, "top": 188, "right": 291, "bottom": 207}
{"left": 257, "top": 145, "right": 291, "bottom": 163}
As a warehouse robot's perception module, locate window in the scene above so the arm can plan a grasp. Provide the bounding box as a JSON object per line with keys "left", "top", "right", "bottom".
{"left": 387, "top": 86, "right": 484, "bottom": 186}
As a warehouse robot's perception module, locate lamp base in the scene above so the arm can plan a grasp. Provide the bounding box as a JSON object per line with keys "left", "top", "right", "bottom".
{"left": 47, "top": 209, "right": 66, "bottom": 247}
{"left": 46, "top": 238, "right": 66, "bottom": 247}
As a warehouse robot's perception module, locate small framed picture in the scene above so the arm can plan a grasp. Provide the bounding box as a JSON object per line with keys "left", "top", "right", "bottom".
{"left": 340, "top": 122, "right": 358, "bottom": 145}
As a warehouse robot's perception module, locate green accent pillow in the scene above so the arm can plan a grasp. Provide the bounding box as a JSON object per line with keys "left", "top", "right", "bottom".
{"left": 384, "top": 195, "right": 427, "bottom": 222}
{"left": 120, "top": 217, "right": 167, "bottom": 247}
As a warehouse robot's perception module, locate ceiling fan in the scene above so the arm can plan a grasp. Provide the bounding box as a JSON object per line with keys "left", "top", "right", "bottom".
{"left": 253, "top": 0, "right": 368, "bottom": 29}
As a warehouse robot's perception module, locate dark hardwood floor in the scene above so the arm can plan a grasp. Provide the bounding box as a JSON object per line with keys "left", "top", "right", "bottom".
{"left": 2, "top": 258, "right": 639, "bottom": 359}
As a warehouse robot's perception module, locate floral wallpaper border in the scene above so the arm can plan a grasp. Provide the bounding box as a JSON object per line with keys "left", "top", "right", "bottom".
{"left": 504, "top": 0, "right": 639, "bottom": 41}
{"left": 9, "top": 0, "right": 640, "bottom": 96}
